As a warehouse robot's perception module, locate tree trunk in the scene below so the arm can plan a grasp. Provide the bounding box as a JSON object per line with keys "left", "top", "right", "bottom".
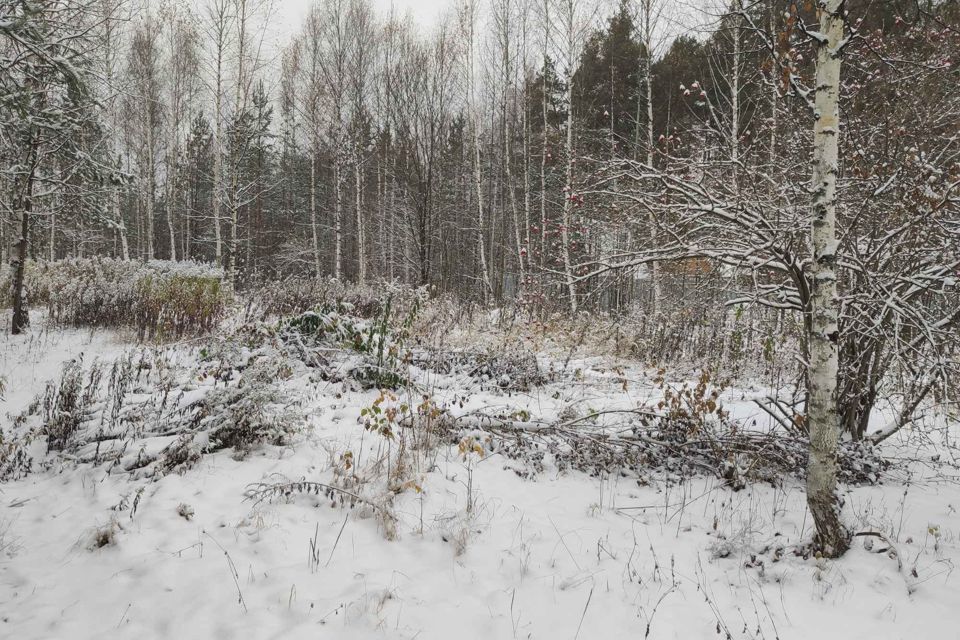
{"left": 49, "top": 209, "right": 56, "bottom": 261}
{"left": 473, "top": 120, "right": 493, "bottom": 300}
{"left": 504, "top": 53, "right": 525, "bottom": 283}
{"left": 212, "top": 38, "right": 224, "bottom": 266}
{"left": 310, "top": 152, "right": 321, "bottom": 276}
{"left": 767, "top": 0, "right": 778, "bottom": 173}
{"left": 11, "top": 141, "right": 37, "bottom": 335}
{"left": 521, "top": 40, "right": 532, "bottom": 287}
{"left": 561, "top": 69, "right": 577, "bottom": 313}
{"left": 229, "top": 175, "right": 239, "bottom": 284}
{"left": 642, "top": 0, "right": 661, "bottom": 313}
{"left": 184, "top": 185, "right": 191, "bottom": 261}
{"left": 467, "top": 1, "right": 493, "bottom": 301}
{"left": 377, "top": 150, "right": 385, "bottom": 279}
{"left": 355, "top": 148, "right": 366, "bottom": 284}
{"left": 11, "top": 202, "right": 31, "bottom": 334}
{"left": 166, "top": 183, "right": 177, "bottom": 261}
{"left": 146, "top": 118, "right": 156, "bottom": 260}
{"left": 539, "top": 0, "right": 549, "bottom": 275}
{"left": 334, "top": 155, "right": 343, "bottom": 280}
{"left": 730, "top": 0, "right": 740, "bottom": 184}
{"left": 115, "top": 185, "right": 130, "bottom": 260}
{"left": 805, "top": 0, "right": 849, "bottom": 558}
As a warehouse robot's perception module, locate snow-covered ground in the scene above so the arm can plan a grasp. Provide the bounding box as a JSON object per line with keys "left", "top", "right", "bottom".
{"left": 1, "top": 315, "right": 958, "bottom": 639}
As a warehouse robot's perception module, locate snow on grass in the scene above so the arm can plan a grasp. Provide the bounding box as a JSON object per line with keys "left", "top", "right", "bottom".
{"left": 0, "top": 312, "right": 129, "bottom": 416}
{"left": 0, "top": 317, "right": 958, "bottom": 639}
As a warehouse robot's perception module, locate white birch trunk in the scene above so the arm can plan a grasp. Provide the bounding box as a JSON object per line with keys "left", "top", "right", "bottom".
{"left": 166, "top": 196, "right": 176, "bottom": 261}
{"left": 310, "top": 153, "right": 321, "bottom": 276}
{"left": 467, "top": 0, "right": 493, "bottom": 300}
{"left": 642, "top": 0, "right": 661, "bottom": 313}
{"left": 355, "top": 149, "right": 365, "bottom": 284}
{"left": 806, "top": 0, "right": 849, "bottom": 557}
{"left": 560, "top": 6, "right": 578, "bottom": 314}
{"left": 165, "top": 143, "right": 177, "bottom": 261}
{"left": 145, "top": 121, "right": 155, "bottom": 261}
{"left": 500, "top": 5, "right": 525, "bottom": 281}
{"left": 212, "top": 46, "right": 224, "bottom": 265}
{"left": 335, "top": 155, "right": 343, "bottom": 280}
{"left": 521, "top": 10, "right": 532, "bottom": 280}
{"left": 115, "top": 185, "right": 130, "bottom": 260}
{"left": 377, "top": 151, "right": 385, "bottom": 279}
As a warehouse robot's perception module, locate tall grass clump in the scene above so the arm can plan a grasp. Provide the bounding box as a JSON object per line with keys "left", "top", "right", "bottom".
{"left": 1, "top": 258, "right": 230, "bottom": 339}
{"left": 283, "top": 294, "right": 420, "bottom": 389}
{"left": 241, "top": 276, "right": 426, "bottom": 322}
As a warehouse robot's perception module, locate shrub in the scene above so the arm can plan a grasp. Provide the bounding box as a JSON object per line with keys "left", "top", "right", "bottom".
{"left": 241, "top": 276, "right": 426, "bottom": 322}
{"left": 0, "top": 258, "right": 231, "bottom": 339}
{"left": 282, "top": 297, "right": 416, "bottom": 389}
{"left": 1, "top": 336, "right": 305, "bottom": 481}
{"left": 41, "top": 358, "right": 90, "bottom": 451}
{"left": 0, "top": 418, "right": 34, "bottom": 482}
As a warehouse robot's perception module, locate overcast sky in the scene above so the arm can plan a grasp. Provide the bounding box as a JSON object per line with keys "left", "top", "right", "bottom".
{"left": 273, "top": 0, "right": 449, "bottom": 36}
{"left": 266, "top": 0, "right": 703, "bottom": 51}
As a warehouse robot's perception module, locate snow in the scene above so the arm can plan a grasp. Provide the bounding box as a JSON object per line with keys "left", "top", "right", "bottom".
{"left": 1, "top": 315, "right": 959, "bottom": 639}
{"left": 0, "top": 313, "right": 129, "bottom": 415}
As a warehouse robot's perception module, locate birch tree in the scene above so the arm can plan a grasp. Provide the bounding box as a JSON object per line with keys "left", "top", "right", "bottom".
{"left": 160, "top": 4, "right": 199, "bottom": 262}
{"left": 96, "top": 0, "right": 131, "bottom": 259}
{"left": 493, "top": 0, "right": 528, "bottom": 288}
{"left": 298, "top": 10, "right": 323, "bottom": 276}
{"left": 460, "top": 0, "right": 494, "bottom": 300}
{"left": 635, "top": 0, "right": 665, "bottom": 310}
{"left": 803, "top": 0, "right": 848, "bottom": 557}
{"left": 126, "top": 15, "right": 163, "bottom": 260}
{"left": 552, "top": 0, "right": 593, "bottom": 312}
{"left": 314, "top": 0, "right": 351, "bottom": 281}
{"left": 574, "top": 0, "right": 960, "bottom": 555}
{"left": 347, "top": 0, "right": 376, "bottom": 284}
{"left": 202, "top": 0, "right": 233, "bottom": 265}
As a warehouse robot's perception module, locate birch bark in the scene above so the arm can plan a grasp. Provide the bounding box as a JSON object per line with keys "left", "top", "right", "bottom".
{"left": 806, "top": 0, "right": 849, "bottom": 557}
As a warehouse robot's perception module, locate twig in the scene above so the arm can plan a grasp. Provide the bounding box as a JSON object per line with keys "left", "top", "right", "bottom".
{"left": 116, "top": 603, "right": 132, "bottom": 628}
{"left": 644, "top": 586, "right": 677, "bottom": 639}
{"left": 548, "top": 515, "right": 582, "bottom": 572}
{"left": 325, "top": 512, "right": 350, "bottom": 568}
{"left": 853, "top": 531, "right": 904, "bottom": 571}
{"left": 573, "top": 586, "right": 594, "bottom": 640}
{"left": 203, "top": 530, "right": 247, "bottom": 613}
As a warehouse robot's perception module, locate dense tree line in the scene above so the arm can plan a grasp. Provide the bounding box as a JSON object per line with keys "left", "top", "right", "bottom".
{"left": 4, "top": 1, "right": 949, "bottom": 301}
{"left": 6, "top": 0, "right": 949, "bottom": 306}
{"left": 2, "top": 1, "right": 950, "bottom": 293}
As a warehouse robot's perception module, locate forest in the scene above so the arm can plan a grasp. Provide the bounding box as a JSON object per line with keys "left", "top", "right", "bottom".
{"left": 1, "top": 0, "right": 959, "bottom": 637}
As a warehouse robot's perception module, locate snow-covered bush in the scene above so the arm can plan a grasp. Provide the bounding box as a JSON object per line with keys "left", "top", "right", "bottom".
{"left": 413, "top": 348, "right": 545, "bottom": 392}
{"left": 404, "top": 297, "right": 793, "bottom": 389}
{"left": 40, "top": 358, "right": 90, "bottom": 451}
{"left": 197, "top": 358, "right": 302, "bottom": 455}
{"left": 1, "top": 258, "right": 231, "bottom": 338}
{"left": 282, "top": 298, "right": 414, "bottom": 389}
{"left": 242, "top": 276, "right": 426, "bottom": 322}
{"left": 0, "top": 421, "right": 33, "bottom": 482}
{"left": 0, "top": 335, "right": 305, "bottom": 480}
